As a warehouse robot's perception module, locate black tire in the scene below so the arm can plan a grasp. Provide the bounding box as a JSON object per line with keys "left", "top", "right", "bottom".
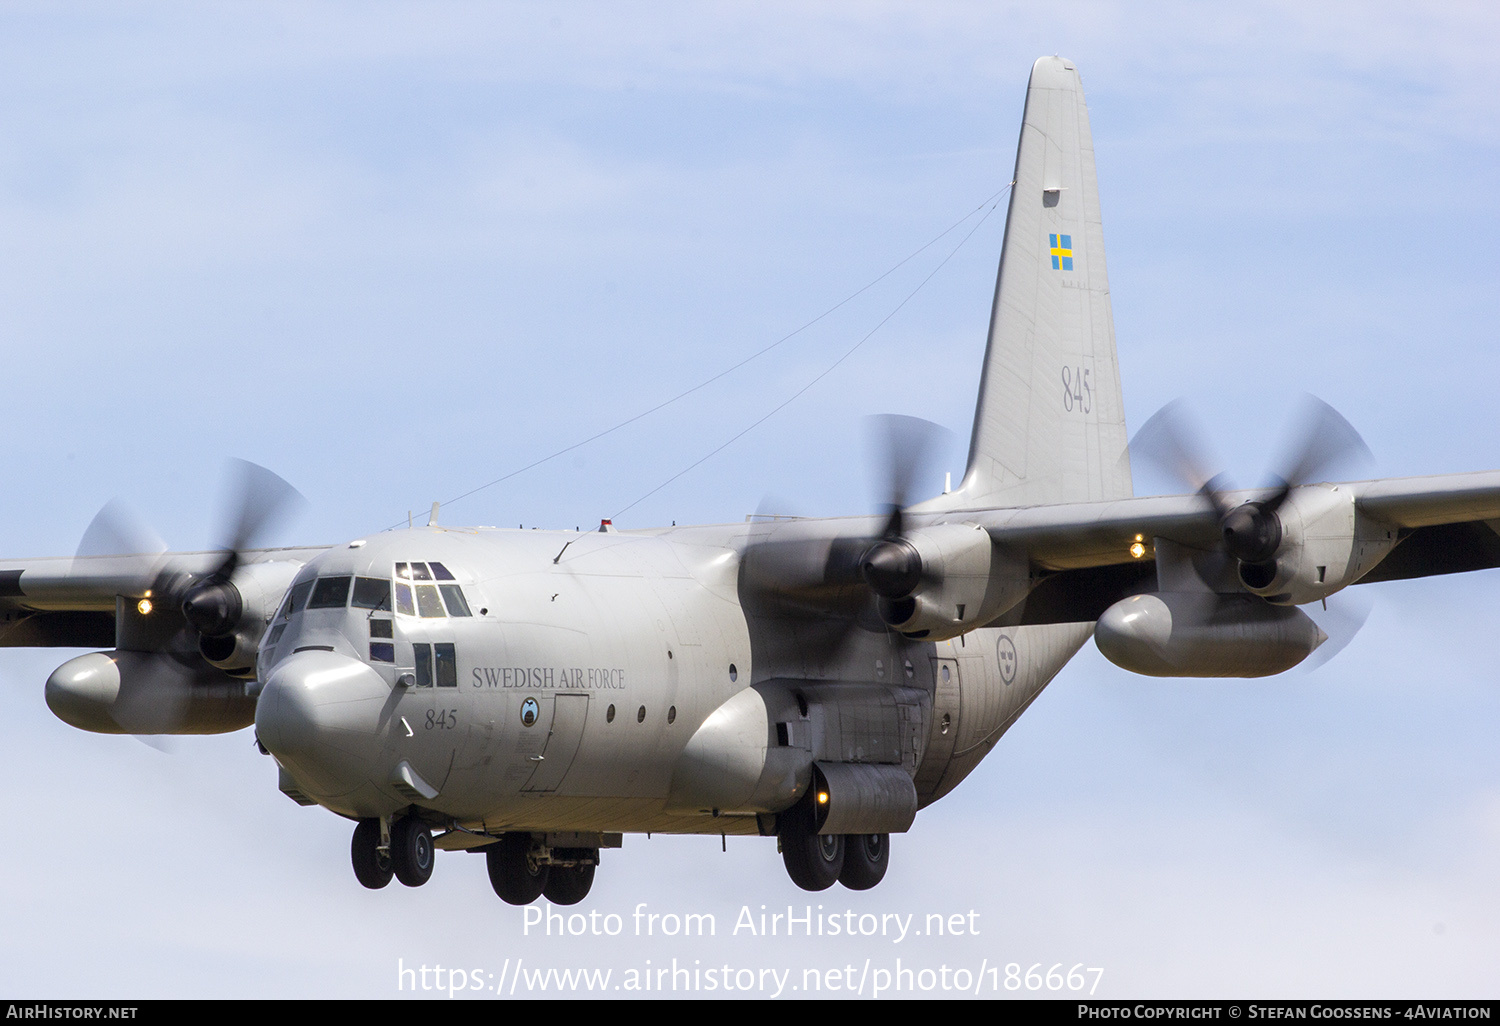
{"left": 487, "top": 833, "right": 549, "bottom": 905}
{"left": 350, "top": 819, "right": 393, "bottom": 890}
{"left": 542, "top": 856, "right": 596, "bottom": 906}
{"left": 780, "top": 801, "right": 843, "bottom": 891}
{"left": 838, "top": 833, "right": 889, "bottom": 890}
{"left": 390, "top": 816, "right": 434, "bottom": 887}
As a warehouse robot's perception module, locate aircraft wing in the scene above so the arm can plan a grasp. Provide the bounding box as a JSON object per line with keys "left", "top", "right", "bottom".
{"left": 0, "top": 546, "right": 331, "bottom": 648}
{"left": 965, "top": 470, "right": 1500, "bottom": 625}
{"left": 1347, "top": 472, "right": 1500, "bottom": 582}
{"left": 977, "top": 470, "right": 1500, "bottom": 567}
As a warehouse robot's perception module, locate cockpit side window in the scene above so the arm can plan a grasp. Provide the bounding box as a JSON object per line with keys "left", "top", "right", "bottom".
{"left": 280, "top": 579, "right": 315, "bottom": 620}
{"left": 308, "top": 576, "right": 352, "bottom": 609}
{"left": 438, "top": 584, "right": 472, "bottom": 617}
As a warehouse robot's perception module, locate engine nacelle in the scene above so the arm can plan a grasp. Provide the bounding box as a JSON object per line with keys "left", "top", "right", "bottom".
{"left": 1095, "top": 592, "right": 1326, "bottom": 677}
{"left": 198, "top": 632, "right": 262, "bottom": 678}
{"left": 1234, "top": 486, "right": 1397, "bottom": 605}
{"left": 46, "top": 650, "right": 257, "bottom": 734}
{"left": 874, "top": 523, "right": 1025, "bottom": 641}
{"left": 187, "top": 561, "right": 303, "bottom": 676}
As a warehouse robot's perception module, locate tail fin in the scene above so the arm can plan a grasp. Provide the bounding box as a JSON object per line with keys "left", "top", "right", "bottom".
{"left": 942, "top": 57, "right": 1131, "bottom": 509}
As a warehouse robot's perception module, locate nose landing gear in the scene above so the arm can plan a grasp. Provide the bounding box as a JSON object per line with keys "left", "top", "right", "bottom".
{"left": 350, "top": 819, "right": 393, "bottom": 889}
{"left": 391, "top": 816, "right": 435, "bottom": 887}
{"left": 350, "top": 815, "right": 433, "bottom": 889}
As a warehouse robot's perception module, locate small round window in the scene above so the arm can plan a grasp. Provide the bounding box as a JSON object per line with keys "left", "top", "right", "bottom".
{"left": 606, "top": 704, "right": 616, "bottom": 723}
{"left": 636, "top": 705, "right": 646, "bottom": 723}
{"left": 728, "top": 664, "right": 738, "bottom": 682}
{"left": 667, "top": 705, "right": 677, "bottom": 724}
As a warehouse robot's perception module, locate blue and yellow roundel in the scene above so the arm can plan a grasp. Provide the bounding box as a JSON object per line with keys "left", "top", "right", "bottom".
{"left": 1049, "top": 233, "right": 1074, "bottom": 271}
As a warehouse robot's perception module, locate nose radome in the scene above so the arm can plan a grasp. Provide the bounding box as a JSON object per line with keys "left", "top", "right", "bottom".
{"left": 256, "top": 650, "right": 389, "bottom": 799}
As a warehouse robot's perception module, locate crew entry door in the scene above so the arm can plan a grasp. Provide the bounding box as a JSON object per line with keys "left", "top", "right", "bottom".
{"left": 521, "top": 693, "right": 590, "bottom": 793}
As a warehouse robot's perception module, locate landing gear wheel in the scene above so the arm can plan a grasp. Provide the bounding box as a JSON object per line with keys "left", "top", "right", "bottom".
{"left": 838, "top": 833, "right": 889, "bottom": 890}
{"left": 780, "top": 801, "right": 844, "bottom": 891}
{"left": 350, "top": 819, "right": 393, "bottom": 889}
{"left": 487, "top": 833, "right": 549, "bottom": 905}
{"left": 542, "top": 853, "right": 597, "bottom": 906}
{"left": 390, "top": 816, "right": 434, "bottom": 887}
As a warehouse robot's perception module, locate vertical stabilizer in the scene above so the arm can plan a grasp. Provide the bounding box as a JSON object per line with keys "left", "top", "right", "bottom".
{"left": 942, "top": 57, "right": 1131, "bottom": 509}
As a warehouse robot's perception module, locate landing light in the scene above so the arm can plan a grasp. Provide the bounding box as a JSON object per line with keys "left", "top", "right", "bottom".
{"left": 137, "top": 599, "right": 153, "bottom": 615}
{"left": 817, "top": 791, "right": 829, "bottom": 805}
{"left": 1129, "top": 535, "right": 1146, "bottom": 559}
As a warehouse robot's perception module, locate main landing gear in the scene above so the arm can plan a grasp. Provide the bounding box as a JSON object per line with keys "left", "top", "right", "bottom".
{"left": 351, "top": 815, "right": 433, "bottom": 890}
{"left": 779, "top": 800, "right": 890, "bottom": 892}
{"left": 487, "top": 834, "right": 599, "bottom": 906}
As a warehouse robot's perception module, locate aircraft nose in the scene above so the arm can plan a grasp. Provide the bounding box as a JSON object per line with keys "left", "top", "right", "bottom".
{"left": 256, "top": 650, "right": 390, "bottom": 799}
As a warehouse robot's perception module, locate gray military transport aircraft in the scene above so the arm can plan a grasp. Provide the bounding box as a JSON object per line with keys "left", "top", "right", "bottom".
{"left": 7, "top": 56, "right": 1500, "bottom": 905}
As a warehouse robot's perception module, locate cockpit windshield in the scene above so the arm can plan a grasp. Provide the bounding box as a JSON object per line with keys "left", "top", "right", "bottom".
{"left": 276, "top": 562, "right": 473, "bottom": 625}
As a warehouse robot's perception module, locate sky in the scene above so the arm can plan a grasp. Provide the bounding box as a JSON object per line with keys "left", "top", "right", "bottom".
{"left": 1, "top": 0, "right": 1498, "bottom": 1000}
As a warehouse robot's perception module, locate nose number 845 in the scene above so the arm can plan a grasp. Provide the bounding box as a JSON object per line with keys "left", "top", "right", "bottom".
{"left": 425, "top": 709, "right": 459, "bottom": 730}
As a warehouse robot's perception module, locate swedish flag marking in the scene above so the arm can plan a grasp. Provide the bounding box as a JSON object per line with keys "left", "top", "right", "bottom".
{"left": 1050, "top": 233, "right": 1074, "bottom": 271}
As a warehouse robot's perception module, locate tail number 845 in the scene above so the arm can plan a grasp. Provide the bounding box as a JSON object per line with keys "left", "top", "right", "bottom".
{"left": 1061, "top": 365, "right": 1093, "bottom": 414}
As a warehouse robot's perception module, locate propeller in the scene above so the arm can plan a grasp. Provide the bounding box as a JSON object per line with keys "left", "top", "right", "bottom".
{"left": 77, "top": 459, "right": 305, "bottom": 640}
{"left": 857, "top": 415, "right": 950, "bottom": 613}
{"left": 67, "top": 462, "right": 302, "bottom": 742}
{"left": 74, "top": 499, "right": 167, "bottom": 565}
{"left": 1130, "top": 394, "right": 1373, "bottom": 564}
{"left": 177, "top": 459, "right": 306, "bottom": 638}
{"left": 1128, "top": 394, "right": 1375, "bottom": 665}
{"left": 739, "top": 415, "right": 952, "bottom": 636}
{"left": 1301, "top": 587, "right": 1374, "bottom": 672}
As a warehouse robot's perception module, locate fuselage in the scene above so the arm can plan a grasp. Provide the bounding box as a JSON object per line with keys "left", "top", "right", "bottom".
{"left": 255, "top": 521, "right": 1092, "bottom": 838}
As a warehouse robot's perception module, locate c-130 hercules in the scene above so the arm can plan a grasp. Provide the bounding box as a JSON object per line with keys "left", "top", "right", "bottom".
{"left": 8, "top": 57, "right": 1500, "bottom": 904}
